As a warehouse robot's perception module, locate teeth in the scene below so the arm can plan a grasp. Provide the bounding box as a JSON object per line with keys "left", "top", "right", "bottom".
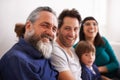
{"left": 68, "top": 37, "right": 74, "bottom": 40}
{"left": 88, "top": 30, "right": 94, "bottom": 32}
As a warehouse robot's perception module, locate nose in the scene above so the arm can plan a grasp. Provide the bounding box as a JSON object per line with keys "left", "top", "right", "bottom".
{"left": 69, "top": 29, "right": 75, "bottom": 37}
{"left": 90, "top": 54, "right": 94, "bottom": 59}
{"left": 45, "top": 27, "right": 55, "bottom": 39}
{"left": 89, "top": 24, "right": 95, "bottom": 30}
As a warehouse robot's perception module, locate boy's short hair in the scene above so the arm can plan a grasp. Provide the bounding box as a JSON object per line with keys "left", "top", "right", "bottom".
{"left": 75, "top": 41, "right": 95, "bottom": 59}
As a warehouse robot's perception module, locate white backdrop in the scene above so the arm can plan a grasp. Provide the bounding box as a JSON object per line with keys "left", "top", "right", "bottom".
{"left": 0, "top": 0, "right": 120, "bottom": 58}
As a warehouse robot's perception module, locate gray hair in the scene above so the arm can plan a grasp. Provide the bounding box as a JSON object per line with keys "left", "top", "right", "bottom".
{"left": 26, "top": 6, "right": 56, "bottom": 23}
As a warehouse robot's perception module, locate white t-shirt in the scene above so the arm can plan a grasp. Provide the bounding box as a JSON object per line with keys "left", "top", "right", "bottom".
{"left": 51, "top": 42, "right": 82, "bottom": 80}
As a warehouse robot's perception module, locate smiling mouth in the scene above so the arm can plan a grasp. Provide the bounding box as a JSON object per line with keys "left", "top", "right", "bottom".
{"left": 88, "top": 30, "right": 94, "bottom": 33}
{"left": 41, "top": 38, "right": 51, "bottom": 43}
{"left": 41, "top": 34, "right": 53, "bottom": 42}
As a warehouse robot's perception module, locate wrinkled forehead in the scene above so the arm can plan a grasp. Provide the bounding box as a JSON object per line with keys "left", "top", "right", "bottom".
{"left": 39, "top": 11, "right": 58, "bottom": 27}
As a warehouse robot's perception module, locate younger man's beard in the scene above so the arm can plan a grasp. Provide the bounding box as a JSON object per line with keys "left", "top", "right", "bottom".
{"left": 26, "top": 30, "right": 53, "bottom": 59}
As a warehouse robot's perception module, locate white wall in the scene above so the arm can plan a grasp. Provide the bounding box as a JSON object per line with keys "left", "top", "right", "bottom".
{"left": 106, "top": 0, "right": 120, "bottom": 61}
{"left": 0, "top": 0, "right": 120, "bottom": 59}
{"left": 106, "top": 0, "right": 120, "bottom": 42}
{"left": 110, "top": 42, "right": 120, "bottom": 61}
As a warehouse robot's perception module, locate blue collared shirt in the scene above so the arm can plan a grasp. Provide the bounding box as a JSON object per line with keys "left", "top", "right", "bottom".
{"left": 0, "top": 38, "right": 58, "bottom": 80}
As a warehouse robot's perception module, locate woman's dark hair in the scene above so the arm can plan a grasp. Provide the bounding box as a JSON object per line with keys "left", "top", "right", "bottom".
{"left": 79, "top": 16, "right": 105, "bottom": 46}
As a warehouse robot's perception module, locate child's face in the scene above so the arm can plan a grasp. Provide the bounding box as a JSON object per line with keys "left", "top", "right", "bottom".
{"left": 81, "top": 52, "right": 95, "bottom": 67}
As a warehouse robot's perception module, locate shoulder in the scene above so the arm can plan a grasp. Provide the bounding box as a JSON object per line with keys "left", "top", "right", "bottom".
{"left": 51, "top": 42, "right": 71, "bottom": 72}
{"left": 81, "top": 65, "right": 91, "bottom": 80}
{"left": 52, "top": 42, "right": 68, "bottom": 58}
{"left": 102, "top": 36, "right": 109, "bottom": 43}
{"left": 73, "top": 42, "right": 78, "bottom": 48}
{"left": 101, "top": 36, "right": 112, "bottom": 47}
{"left": 92, "top": 64, "right": 99, "bottom": 70}
{"left": 0, "top": 47, "right": 29, "bottom": 71}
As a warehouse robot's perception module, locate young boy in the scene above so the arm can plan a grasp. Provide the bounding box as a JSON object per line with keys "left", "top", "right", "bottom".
{"left": 75, "top": 41, "right": 102, "bottom": 80}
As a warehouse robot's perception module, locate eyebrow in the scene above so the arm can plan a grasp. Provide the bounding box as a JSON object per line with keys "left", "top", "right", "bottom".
{"left": 42, "top": 21, "right": 57, "bottom": 28}
{"left": 42, "top": 22, "right": 51, "bottom": 25}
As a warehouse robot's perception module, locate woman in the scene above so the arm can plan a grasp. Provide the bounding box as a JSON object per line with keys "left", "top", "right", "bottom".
{"left": 74, "top": 16, "right": 119, "bottom": 79}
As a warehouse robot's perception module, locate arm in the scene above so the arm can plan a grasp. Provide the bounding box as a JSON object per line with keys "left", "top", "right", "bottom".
{"left": 8, "top": 55, "right": 41, "bottom": 80}
{"left": 101, "top": 75, "right": 112, "bottom": 80}
{"left": 98, "top": 66, "right": 108, "bottom": 73}
{"left": 95, "top": 37, "right": 119, "bottom": 73}
{"left": 102, "top": 37, "right": 119, "bottom": 72}
{"left": 58, "top": 71, "right": 75, "bottom": 80}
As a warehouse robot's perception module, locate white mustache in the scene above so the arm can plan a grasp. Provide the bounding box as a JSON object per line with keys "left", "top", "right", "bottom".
{"left": 41, "top": 34, "right": 53, "bottom": 41}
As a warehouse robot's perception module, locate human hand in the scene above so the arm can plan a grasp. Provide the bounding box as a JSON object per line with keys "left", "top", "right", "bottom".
{"left": 101, "top": 75, "right": 112, "bottom": 80}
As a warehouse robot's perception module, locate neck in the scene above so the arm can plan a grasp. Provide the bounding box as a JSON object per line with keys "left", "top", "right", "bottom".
{"left": 85, "top": 37, "right": 94, "bottom": 44}
{"left": 56, "top": 38, "right": 73, "bottom": 57}
{"left": 56, "top": 38, "right": 71, "bottom": 49}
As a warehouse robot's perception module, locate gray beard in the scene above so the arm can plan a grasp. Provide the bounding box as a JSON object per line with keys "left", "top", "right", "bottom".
{"left": 37, "top": 40, "right": 53, "bottom": 59}
{"left": 26, "top": 29, "right": 53, "bottom": 59}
